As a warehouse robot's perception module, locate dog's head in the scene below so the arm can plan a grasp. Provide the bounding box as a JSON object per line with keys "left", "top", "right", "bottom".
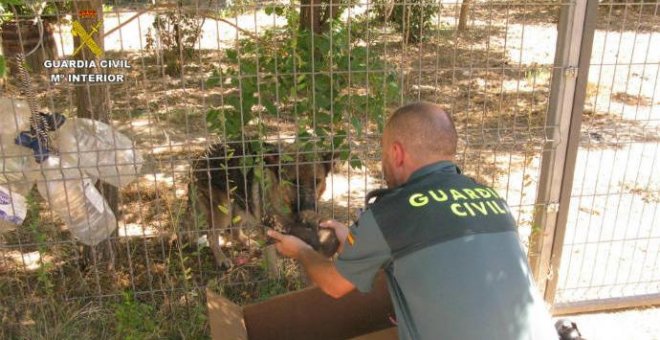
{"left": 265, "top": 150, "right": 338, "bottom": 213}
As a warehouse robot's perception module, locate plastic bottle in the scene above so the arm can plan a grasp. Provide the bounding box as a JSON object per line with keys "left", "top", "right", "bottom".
{"left": 53, "top": 118, "right": 143, "bottom": 187}
{"left": 0, "top": 97, "right": 31, "bottom": 136}
{"left": 0, "top": 137, "right": 33, "bottom": 231}
{"left": 0, "top": 97, "right": 34, "bottom": 231}
{"left": 31, "top": 156, "right": 117, "bottom": 245}
{"left": 0, "top": 135, "right": 33, "bottom": 186}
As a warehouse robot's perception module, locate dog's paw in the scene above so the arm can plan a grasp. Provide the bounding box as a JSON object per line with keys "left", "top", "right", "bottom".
{"left": 262, "top": 215, "right": 287, "bottom": 233}
{"left": 211, "top": 250, "right": 234, "bottom": 270}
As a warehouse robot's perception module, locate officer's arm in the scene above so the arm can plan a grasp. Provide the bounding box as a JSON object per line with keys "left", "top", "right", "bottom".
{"left": 267, "top": 229, "right": 355, "bottom": 298}
{"left": 297, "top": 247, "right": 355, "bottom": 298}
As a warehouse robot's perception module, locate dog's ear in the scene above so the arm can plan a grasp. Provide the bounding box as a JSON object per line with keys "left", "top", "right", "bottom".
{"left": 263, "top": 144, "right": 282, "bottom": 165}
{"left": 322, "top": 151, "right": 341, "bottom": 174}
{"left": 264, "top": 152, "right": 279, "bottom": 165}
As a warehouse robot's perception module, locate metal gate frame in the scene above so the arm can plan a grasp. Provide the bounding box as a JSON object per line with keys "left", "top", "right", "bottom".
{"left": 529, "top": 0, "right": 660, "bottom": 315}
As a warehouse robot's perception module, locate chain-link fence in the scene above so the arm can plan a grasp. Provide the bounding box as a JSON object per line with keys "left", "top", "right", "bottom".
{"left": 551, "top": 0, "right": 660, "bottom": 314}
{"left": 0, "top": 0, "right": 657, "bottom": 337}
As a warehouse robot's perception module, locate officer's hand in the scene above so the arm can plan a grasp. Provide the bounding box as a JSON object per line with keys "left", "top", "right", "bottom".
{"left": 267, "top": 229, "right": 312, "bottom": 260}
{"left": 320, "top": 219, "right": 349, "bottom": 253}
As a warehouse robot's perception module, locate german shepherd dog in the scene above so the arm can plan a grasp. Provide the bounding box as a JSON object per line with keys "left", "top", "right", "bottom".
{"left": 190, "top": 141, "right": 339, "bottom": 268}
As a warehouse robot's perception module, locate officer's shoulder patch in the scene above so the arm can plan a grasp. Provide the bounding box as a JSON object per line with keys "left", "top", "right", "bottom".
{"left": 347, "top": 231, "right": 356, "bottom": 246}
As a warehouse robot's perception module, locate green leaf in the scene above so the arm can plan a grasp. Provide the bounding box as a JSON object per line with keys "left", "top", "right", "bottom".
{"left": 206, "top": 69, "right": 222, "bottom": 87}
{"left": 217, "top": 203, "right": 230, "bottom": 215}
{"left": 264, "top": 102, "right": 277, "bottom": 115}
{"left": 315, "top": 126, "right": 327, "bottom": 137}
{"left": 333, "top": 132, "right": 346, "bottom": 149}
{"left": 226, "top": 49, "right": 238, "bottom": 63}
{"left": 339, "top": 149, "right": 350, "bottom": 161}
{"left": 0, "top": 55, "right": 5, "bottom": 78}
{"left": 206, "top": 108, "right": 220, "bottom": 124}
{"left": 264, "top": 5, "right": 274, "bottom": 15}
{"left": 226, "top": 96, "right": 241, "bottom": 111}
{"left": 296, "top": 74, "right": 307, "bottom": 91}
{"left": 241, "top": 97, "right": 256, "bottom": 117}
{"left": 316, "top": 112, "right": 331, "bottom": 125}
{"left": 351, "top": 116, "right": 363, "bottom": 137}
{"left": 253, "top": 167, "right": 263, "bottom": 181}
{"left": 241, "top": 78, "right": 257, "bottom": 97}
{"left": 240, "top": 61, "right": 257, "bottom": 76}
{"left": 350, "top": 155, "right": 362, "bottom": 169}
{"left": 289, "top": 86, "right": 298, "bottom": 98}
{"left": 316, "top": 94, "right": 331, "bottom": 111}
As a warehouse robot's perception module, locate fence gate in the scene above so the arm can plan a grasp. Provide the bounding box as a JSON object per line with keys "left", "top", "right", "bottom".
{"left": 531, "top": 0, "right": 660, "bottom": 314}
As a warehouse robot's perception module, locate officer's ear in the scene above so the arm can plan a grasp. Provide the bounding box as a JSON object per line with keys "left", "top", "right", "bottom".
{"left": 392, "top": 141, "right": 405, "bottom": 167}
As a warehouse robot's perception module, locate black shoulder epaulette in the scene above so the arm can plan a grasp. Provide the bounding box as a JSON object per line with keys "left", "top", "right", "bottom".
{"left": 364, "top": 188, "right": 392, "bottom": 207}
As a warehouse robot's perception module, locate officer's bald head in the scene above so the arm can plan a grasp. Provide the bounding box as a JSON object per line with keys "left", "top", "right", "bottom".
{"left": 380, "top": 102, "right": 457, "bottom": 187}
{"left": 383, "top": 102, "right": 457, "bottom": 160}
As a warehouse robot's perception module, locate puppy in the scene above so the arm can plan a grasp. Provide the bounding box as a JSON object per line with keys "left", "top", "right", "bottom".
{"left": 267, "top": 210, "right": 341, "bottom": 258}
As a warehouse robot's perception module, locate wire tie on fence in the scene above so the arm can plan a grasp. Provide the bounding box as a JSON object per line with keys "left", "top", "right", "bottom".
{"left": 563, "top": 66, "right": 578, "bottom": 79}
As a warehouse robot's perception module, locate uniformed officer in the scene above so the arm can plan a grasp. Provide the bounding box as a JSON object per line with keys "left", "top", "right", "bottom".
{"left": 268, "top": 102, "right": 557, "bottom": 340}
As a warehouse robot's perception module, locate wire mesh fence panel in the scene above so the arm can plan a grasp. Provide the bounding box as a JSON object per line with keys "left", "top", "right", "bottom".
{"left": 553, "top": 1, "right": 660, "bottom": 312}
{"left": 1, "top": 0, "right": 647, "bottom": 337}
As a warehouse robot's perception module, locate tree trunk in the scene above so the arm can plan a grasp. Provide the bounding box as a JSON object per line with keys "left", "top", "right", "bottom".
{"left": 72, "top": 0, "right": 117, "bottom": 269}
{"left": 300, "top": 0, "right": 323, "bottom": 33}
{"left": 381, "top": 0, "right": 395, "bottom": 22}
{"left": 73, "top": 1, "right": 110, "bottom": 122}
{"left": 300, "top": 0, "right": 340, "bottom": 34}
{"left": 0, "top": 19, "right": 58, "bottom": 76}
{"left": 458, "top": 0, "right": 472, "bottom": 31}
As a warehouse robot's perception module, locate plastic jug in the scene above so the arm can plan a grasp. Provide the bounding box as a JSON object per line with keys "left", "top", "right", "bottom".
{"left": 54, "top": 118, "right": 143, "bottom": 187}
{"left": 31, "top": 156, "right": 117, "bottom": 245}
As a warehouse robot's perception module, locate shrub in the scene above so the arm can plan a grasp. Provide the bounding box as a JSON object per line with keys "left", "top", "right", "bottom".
{"left": 206, "top": 5, "right": 400, "bottom": 168}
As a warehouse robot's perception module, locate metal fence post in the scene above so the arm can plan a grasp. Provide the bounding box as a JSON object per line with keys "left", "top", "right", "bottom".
{"left": 528, "top": 0, "right": 599, "bottom": 305}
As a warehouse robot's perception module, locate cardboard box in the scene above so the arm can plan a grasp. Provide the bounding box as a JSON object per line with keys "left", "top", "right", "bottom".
{"left": 207, "top": 274, "right": 398, "bottom": 339}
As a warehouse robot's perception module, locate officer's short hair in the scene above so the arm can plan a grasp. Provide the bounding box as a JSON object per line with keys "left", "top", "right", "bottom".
{"left": 385, "top": 102, "right": 458, "bottom": 158}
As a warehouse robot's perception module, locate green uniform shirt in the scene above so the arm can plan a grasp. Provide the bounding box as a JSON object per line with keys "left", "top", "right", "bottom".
{"left": 335, "top": 161, "right": 556, "bottom": 340}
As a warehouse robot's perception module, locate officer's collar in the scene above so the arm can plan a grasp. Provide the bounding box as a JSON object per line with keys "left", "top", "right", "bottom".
{"left": 406, "top": 160, "right": 460, "bottom": 183}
